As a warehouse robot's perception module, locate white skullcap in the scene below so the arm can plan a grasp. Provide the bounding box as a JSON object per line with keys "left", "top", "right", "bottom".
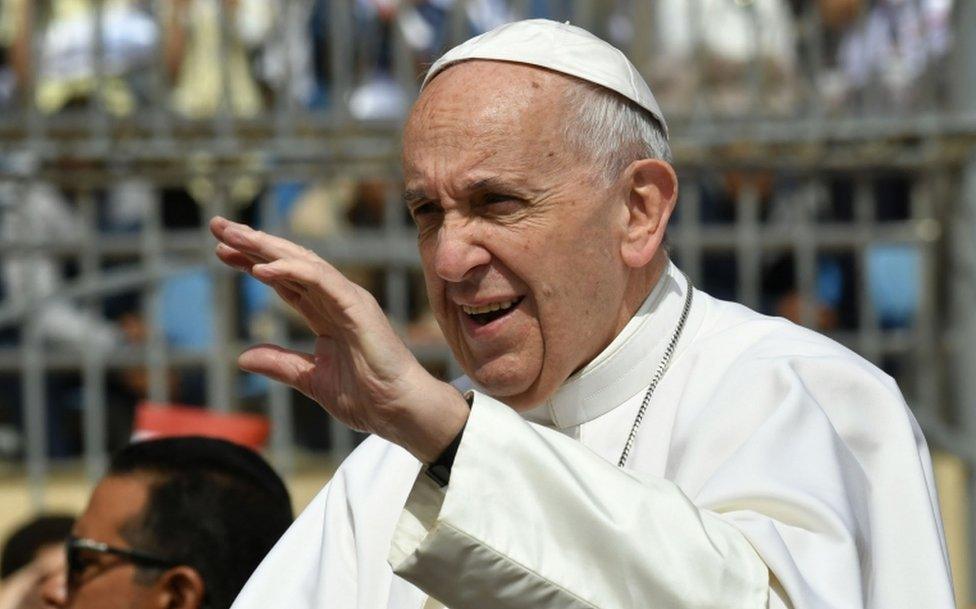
{"left": 422, "top": 19, "right": 669, "bottom": 138}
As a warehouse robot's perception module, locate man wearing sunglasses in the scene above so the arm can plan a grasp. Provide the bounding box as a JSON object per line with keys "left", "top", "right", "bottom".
{"left": 40, "top": 436, "right": 293, "bottom": 609}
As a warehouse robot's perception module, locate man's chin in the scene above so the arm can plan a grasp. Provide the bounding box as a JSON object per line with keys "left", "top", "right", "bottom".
{"left": 469, "top": 368, "right": 538, "bottom": 408}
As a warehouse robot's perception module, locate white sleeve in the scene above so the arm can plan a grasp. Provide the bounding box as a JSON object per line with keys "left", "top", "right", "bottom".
{"left": 387, "top": 393, "right": 769, "bottom": 609}
{"left": 232, "top": 437, "right": 426, "bottom": 609}
{"left": 231, "top": 478, "right": 351, "bottom": 609}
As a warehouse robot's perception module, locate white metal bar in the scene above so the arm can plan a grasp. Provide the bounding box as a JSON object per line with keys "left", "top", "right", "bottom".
{"left": 950, "top": 154, "right": 976, "bottom": 434}
{"left": 736, "top": 179, "right": 761, "bottom": 309}
{"left": 24, "top": 1, "right": 45, "bottom": 146}
{"left": 912, "top": 175, "right": 941, "bottom": 418}
{"left": 273, "top": 0, "right": 298, "bottom": 140}
{"left": 384, "top": 181, "right": 409, "bottom": 326}
{"left": 745, "top": 3, "right": 764, "bottom": 117}
{"left": 215, "top": 0, "right": 236, "bottom": 141}
{"left": 327, "top": 0, "right": 354, "bottom": 118}
{"left": 950, "top": 0, "right": 976, "bottom": 113}
{"left": 854, "top": 177, "right": 882, "bottom": 363}
{"left": 205, "top": 188, "right": 234, "bottom": 412}
{"left": 19, "top": 179, "right": 47, "bottom": 507}
{"left": 142, "top": 188, "right": 170, "bottom": 403}
{"left": 150, "top": 0, "right": 174, "bottom": 142}
{"left": 391, "top": 5, "right": 416, "bottom": 109}
{"left": 79, "top": 189, "right": 107, "bottom": 480}
{"left": 260, "top": 187, "right": 295, "bottom": 474}
{"left": 794, "top": 179, "right": 819, "bottom": 328}
{"left": 89, "top": 0, "right": 109, "bottom": 142}
{"left": 677, "top": 179, "right": 703, "bottom": 286}
{"left": 801, "top": 0, "right": 826, "bottom": 122}
{"left": 448, "top": 0, "right": 468, "bottom": 48}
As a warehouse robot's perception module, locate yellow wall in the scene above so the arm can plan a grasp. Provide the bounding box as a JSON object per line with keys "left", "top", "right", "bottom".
{"left": 934, "top": 451, "right": 971, "bottom": 607}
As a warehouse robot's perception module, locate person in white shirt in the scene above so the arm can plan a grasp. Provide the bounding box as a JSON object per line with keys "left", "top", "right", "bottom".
{"left": 212, "top": 19, "right": 955, "bottom": 609}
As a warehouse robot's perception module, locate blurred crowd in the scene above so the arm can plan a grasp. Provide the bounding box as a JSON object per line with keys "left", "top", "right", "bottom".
{"left": 0, "top": 0, "right": 956, "bottom": 461}
{"left": 0, "top": 0, "right": 957, "bottom": 119}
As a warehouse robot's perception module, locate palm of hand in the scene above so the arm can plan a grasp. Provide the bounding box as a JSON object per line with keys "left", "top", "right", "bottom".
{"left": 300, "top": 292, "right": 421, "bottom": 438}
{"left": 210, "top": 216, "right": 467, "bottom": 459}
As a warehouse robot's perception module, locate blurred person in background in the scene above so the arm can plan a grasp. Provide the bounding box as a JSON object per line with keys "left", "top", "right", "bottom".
{"left": 39, "top": 436, "right": 292, "bottom": 609}
{"left": 0, "top": 0, "right": 161, "bottom": 456}
{"left": 0, "top": 515, "right": 74, "bottom": 609}
{"left": 163, "top": 0, "right": 275, "bottom": 120}
{"left": 347, "top": 0, "right": 511, "bottom": 121}
{"left": 161, "top": 0, "right": 275, "bottom": 364}
{"left": 0, "top": 155, "right": 146, "bottom": 458}
{"left": 812, "top": 0, "right": 954, "bottom": 111}
{"left": 3, "top": 0, "right": 157, "bottom": 115}
{"left": 643, "top": 0, "right": 798, "bottom": 115}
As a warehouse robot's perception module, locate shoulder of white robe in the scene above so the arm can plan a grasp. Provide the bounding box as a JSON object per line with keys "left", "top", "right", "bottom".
{"left": 669, "top": 301, "right": 955, "bottom": 607}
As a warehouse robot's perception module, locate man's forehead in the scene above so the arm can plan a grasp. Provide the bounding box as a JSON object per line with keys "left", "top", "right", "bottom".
{"left": 74, "top": 475, "right": 149, "bottom": 540}
{"left": 408, "top": 60, "right": 571, "bottom": 126}
{"left": 402, "top": 61, "right": 581, "bottom": 192}
{"left": 405, "top": 62, "right": 572, "bottom": 153}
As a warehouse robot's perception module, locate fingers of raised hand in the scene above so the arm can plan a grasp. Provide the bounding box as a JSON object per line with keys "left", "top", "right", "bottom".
{"left": 251, "top": 258, "right": 362, "bottom": 328}
{"left": 212, "top": 216, "right": 315, "bottom": 297}
{"left": 210, "top": 216, "right": 314, "bottom": 264}
{"left": 238, "top": 344, "right": 317, "bottom": 397}
{"left": 215, "top": 242, "right": 306, "bottom": 299}
{"left": 215, "top": 242, "right": 256, "bottom": 272}
{"left": 210, "top": 216, "right": 371, "bottom": 336}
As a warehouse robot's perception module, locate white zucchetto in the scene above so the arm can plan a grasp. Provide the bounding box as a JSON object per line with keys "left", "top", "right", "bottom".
{"left": 422, "top": 18, "right": 669, "bottom": 138}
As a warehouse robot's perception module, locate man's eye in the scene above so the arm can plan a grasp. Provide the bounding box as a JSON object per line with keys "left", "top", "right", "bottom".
{"left": 72, "top": 554, "right": 100, "bottom": 578}
{"left": 410, "top": 203, "right": 441, "bottom": 229}
{"left": 481, "top": 194, "right": 520, "bottom": 213}
{"left": 411, "top": 203, "right": 438, "bottom": 219}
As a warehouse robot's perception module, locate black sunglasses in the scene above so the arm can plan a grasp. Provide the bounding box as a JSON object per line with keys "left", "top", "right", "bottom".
{"left": 66, "top": 535, "right": 179, "bottom": 588}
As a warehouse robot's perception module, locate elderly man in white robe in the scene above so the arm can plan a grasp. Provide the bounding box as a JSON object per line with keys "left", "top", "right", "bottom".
{"left": 212, "top": 19, "right": 954, "bottom": 609}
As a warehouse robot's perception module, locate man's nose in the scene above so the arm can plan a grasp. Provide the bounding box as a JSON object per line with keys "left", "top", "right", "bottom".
{"left": 39, "top": 571, "right": 68, "bottom": 608}
{"left": 432, "top": 220, "right": 491, "bottom": 283}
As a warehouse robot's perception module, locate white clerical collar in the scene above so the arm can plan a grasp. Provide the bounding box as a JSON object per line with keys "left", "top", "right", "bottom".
{"left": 519, "top": 260, "right": 692, "bottom": 429}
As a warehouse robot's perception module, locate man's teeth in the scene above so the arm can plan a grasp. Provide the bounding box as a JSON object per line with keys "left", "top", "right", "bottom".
{"left": 462, "top": 299, "right": 518, "bottom": 315}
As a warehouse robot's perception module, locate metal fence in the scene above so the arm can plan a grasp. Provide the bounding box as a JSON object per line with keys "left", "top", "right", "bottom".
{"left": 1, "top": 0, "right": 975, "bottom": 603}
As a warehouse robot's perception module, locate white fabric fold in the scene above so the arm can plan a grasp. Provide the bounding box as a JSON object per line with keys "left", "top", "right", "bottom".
{"left": 389, "top": 393, "right": 769, "bottom": 609}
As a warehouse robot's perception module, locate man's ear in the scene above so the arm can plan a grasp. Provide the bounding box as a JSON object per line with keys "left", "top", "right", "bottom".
{"left": 150, "top": 566, "right": 206, "bottom": 609}
{"left": 619, "top": 159, "right": 677, "bottom": 268}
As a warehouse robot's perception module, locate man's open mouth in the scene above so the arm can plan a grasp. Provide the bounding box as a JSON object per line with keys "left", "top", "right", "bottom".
{"left": 462, "top": 296, "right": 525, "bottom": 326}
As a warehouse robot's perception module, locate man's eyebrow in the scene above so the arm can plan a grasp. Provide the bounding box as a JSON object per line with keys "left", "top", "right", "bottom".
{"left": 469, "top": 176, "right": 518, "bottom": 193}
{"left": 402, "top": 177, "right": 528, "bottom": 205}
{"left": 402, "top": 190, "right": 428, "bottom": 206}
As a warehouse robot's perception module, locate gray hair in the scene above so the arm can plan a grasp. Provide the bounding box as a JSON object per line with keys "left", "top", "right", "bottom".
{"left": 562, "top": 81, "right": 672, "bottom": 185}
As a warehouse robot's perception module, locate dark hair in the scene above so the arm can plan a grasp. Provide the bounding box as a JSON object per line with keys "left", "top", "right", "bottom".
{"left": 108, "top": 436, "right": 293, "bottom": 609}
{"left": 1, "top": 514, "right": 75, "bottom": 578}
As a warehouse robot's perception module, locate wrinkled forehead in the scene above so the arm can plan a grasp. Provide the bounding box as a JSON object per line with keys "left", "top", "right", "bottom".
{"left": 404, "top": 61, "right": 574, "bottom": 154}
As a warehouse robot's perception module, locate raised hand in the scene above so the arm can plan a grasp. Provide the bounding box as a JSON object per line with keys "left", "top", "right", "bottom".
{"left": 210, "top": 216, "right": 468, "bottom": 462}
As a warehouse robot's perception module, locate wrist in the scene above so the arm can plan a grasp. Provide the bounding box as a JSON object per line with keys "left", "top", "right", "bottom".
{"left": 397, "top": 381, "right": 470, "bottom": 464}
{"left": 425, "top": 411, "right": 466, "bottom": 487}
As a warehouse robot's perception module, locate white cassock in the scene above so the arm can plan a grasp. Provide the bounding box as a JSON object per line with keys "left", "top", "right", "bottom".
{"left": 232, "top": 262, "right": 955, "bottom": 609}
